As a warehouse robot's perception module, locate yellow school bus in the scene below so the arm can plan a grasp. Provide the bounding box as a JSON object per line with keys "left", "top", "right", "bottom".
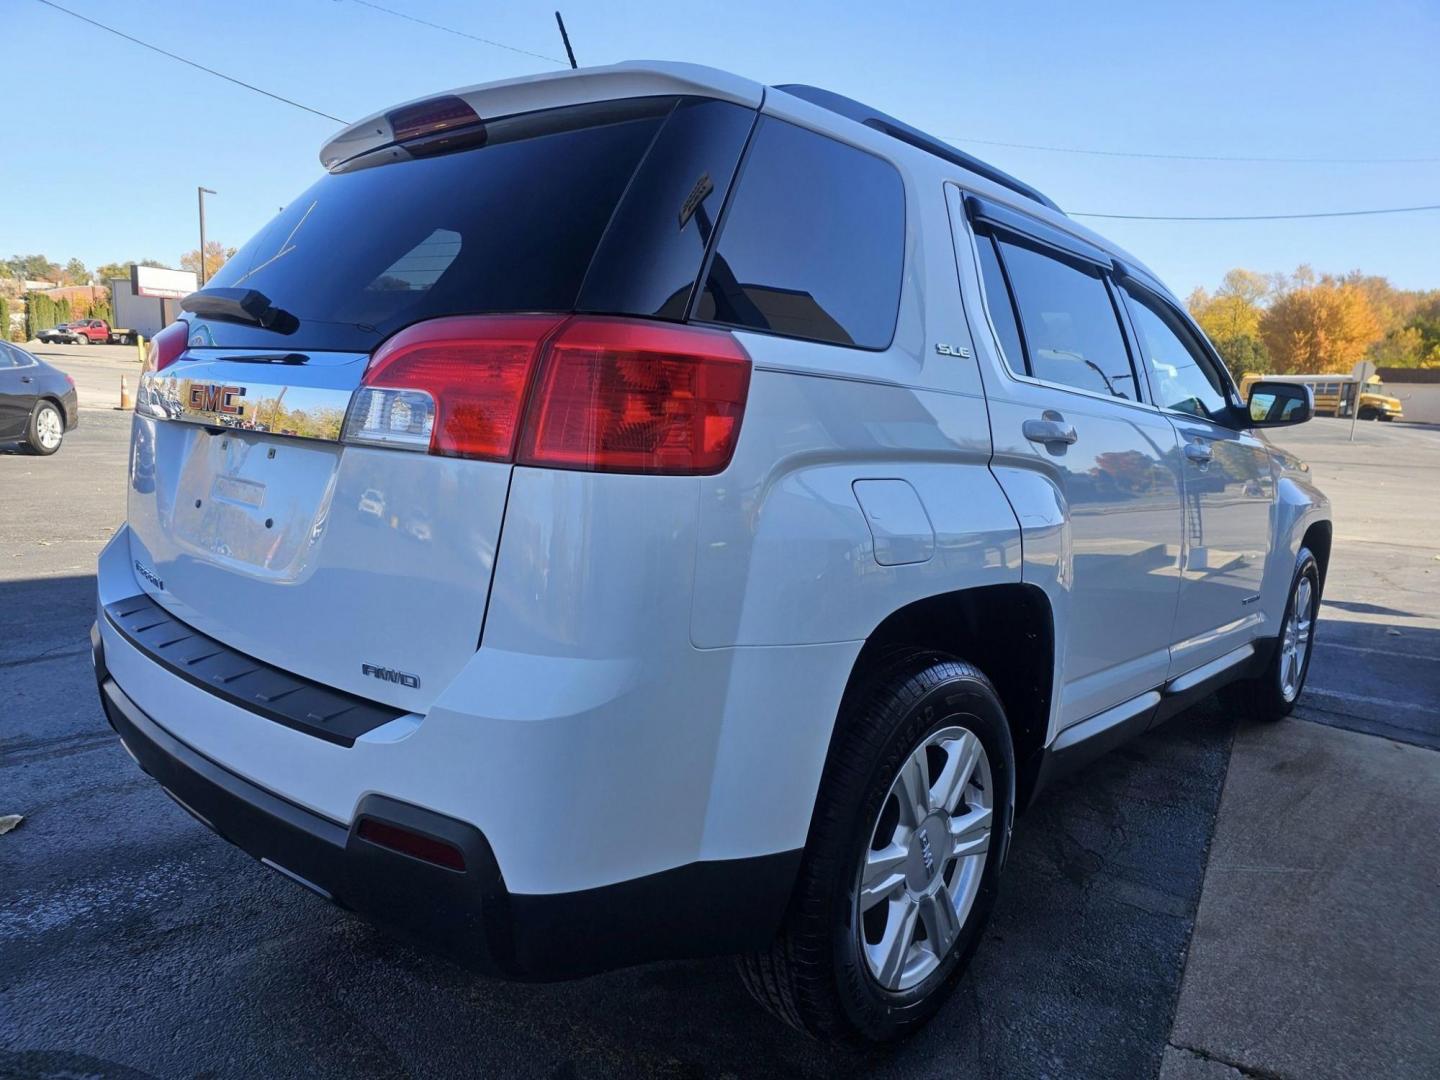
{"left": 1239, "top": 372, "right": 1403, "bottom": 421}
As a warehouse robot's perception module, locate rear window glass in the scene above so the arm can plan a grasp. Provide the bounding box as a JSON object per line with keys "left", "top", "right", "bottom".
{"left": 198, "top": 99, "right": 674, "bottom": 351}
{"left": 694, "top": 118, "right": 904, "bottom": 349}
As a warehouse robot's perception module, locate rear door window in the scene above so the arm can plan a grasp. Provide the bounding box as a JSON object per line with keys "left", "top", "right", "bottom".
{"left": 693, "top": 118, "right": 905, "bottom": 349}
{"left": 994, "top": 237, "right": 1138, "bottom": 401}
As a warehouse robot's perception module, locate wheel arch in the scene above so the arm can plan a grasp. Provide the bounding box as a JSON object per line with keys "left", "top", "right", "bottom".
{"left": 830, "top": 583, "right": 1055, "bottom": 811}
{"left": 1301, "top": 518, "right": 1332, "bottom": 594}
{"left": 38, "top": 394, "right": 70, "bottom": 427}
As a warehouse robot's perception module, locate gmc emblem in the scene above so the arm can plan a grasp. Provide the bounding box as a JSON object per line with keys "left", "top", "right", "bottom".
{"left": 362, "top": 663, "right": 420, "bottom": 689}
{"left": 188, "top": 383, "right": 246, "bottom": 415}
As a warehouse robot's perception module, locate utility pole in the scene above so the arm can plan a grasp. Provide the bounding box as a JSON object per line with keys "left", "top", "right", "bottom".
{"left": 197, "top": 187, "right": 217, "bottom": 286}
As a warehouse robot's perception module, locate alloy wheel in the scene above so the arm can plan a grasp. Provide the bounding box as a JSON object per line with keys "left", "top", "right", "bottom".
{"left": 1280, "top": 575, "right": 1314, "bottom": 701}
{"left": 36, "top": 408, "right": 62, "bottom": 451}
{"left": 856, "top": 724, "right": 993, "bottom": 992}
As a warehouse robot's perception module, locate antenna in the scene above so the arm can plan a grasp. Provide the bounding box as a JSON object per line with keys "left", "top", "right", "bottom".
{"left": 554, "top": 11, "right": 577, "bottom": 69}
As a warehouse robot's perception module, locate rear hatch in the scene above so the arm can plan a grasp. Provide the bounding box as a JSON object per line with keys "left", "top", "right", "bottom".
{"left": 125, "top": 92, "right": 756, "bottom": 711}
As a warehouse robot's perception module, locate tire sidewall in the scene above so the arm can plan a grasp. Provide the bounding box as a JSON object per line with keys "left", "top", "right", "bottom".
{"left": 832, "top": 667, "right": 1015, "bottom": 1040}
{"left": 1274, "top": 549, "right": 1320, "bottom": 709}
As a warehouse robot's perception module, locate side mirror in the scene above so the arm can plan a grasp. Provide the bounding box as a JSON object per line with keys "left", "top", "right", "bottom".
{"left": 1246, "top": 381, "right": 1312, "bottom": 427}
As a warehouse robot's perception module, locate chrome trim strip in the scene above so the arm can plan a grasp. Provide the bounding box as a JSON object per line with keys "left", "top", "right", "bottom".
{"left": 1165, "top": 643, "right": 1255, "bottom": 696}
{"left": 137, "top": 354, "right": 368, "bottom": 443}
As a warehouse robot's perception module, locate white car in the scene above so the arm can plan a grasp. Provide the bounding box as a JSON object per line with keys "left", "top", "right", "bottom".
{"left": 93, "top": 62, "right": 1330, "bottom": 1043}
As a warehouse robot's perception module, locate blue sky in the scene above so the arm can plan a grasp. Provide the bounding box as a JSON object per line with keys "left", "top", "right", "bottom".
{"left": 7, "top": 0, "right": 1438, "bottom": 295}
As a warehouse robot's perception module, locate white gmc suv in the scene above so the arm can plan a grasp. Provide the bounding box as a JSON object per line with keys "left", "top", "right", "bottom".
{"left": 92, "top": 62, "right": 1331, "bottom": 1043}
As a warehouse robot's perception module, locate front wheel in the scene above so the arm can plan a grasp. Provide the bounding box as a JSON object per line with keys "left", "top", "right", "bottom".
{"left": 1223, "top": 548, "right": 1319, "bottom": 721}
{"left": 739, "top": 650, "right": 1014, "bottom": 1043}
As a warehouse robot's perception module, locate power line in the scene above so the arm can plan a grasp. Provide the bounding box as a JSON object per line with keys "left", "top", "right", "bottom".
{"left": 32, "top": 0, "right": 348, "bottom": 124}
{"left": 945, "top": 133, "right": 1440, "bottom": 166}
{"left": 1071, "top": 204, "right": 1440, "bottom": 222}
{"left": 346, "top": 0, "right": 567, "bottom": 65}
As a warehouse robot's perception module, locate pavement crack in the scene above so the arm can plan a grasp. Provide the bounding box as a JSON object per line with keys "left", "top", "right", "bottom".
{"left": 0, "top": 645, "right": 90, "bottom": 670}
{"left": 1169, "top": 1041, "right": 1289, "bottom": 1080}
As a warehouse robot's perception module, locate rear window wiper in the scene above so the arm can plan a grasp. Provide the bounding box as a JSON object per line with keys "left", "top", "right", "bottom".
{"left": 181, "top": 288, "right": 299, "bottom": 334}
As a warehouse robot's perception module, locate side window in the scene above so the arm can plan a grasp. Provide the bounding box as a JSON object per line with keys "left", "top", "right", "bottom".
{"left": 1122, "top": 285, "right": 1230, "bottom": 421}
{"left": 0, "top": 345, "right": 16, "bottom": 368}
{"left": 974, "top": 235, "right": 1024, "bottom": 372}
{"left": 993, "top": 236, "right": 1138, "bottom": 400}
{"left": 694, "top": 118, "right": 905, "bottom": 349}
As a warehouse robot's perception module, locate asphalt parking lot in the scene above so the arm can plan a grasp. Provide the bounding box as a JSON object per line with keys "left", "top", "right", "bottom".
{"left": 2, "top": 345, "right": 1437, "bottom": 1079}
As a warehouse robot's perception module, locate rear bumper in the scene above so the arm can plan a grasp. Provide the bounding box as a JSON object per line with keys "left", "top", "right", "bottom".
{"left": 91, "top": 622, "right": 799, "bottom": 979}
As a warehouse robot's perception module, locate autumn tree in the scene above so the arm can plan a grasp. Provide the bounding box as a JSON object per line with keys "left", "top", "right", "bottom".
{"left": 1258, "top": 272, "right": 1383, "bottom": 374}
{"left": 1188, "top": 269, "right": 1272, "bottom": 379}
{"left": 180, "top": 241, "right": 236, "bottom": 281}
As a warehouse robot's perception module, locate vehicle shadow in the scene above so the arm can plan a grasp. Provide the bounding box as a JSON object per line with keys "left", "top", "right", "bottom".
{"left": 1321, "top": 598, "right": 1423, "bottom": 619}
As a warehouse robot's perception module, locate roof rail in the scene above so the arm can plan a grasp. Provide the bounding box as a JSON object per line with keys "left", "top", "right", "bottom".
{"left": 773, "top": 84, "right": 1062, "bottom": 214}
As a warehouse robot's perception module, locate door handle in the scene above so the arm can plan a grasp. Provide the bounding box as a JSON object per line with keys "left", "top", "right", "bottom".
{"left": 1023, "top": 412, "right": 1078, "bottom": 446}
{"left": 1184, "top": 441, "right": 1213, "bottom": 464}
{"left": 21, "top": 376, "right": 33, "bottom": 383}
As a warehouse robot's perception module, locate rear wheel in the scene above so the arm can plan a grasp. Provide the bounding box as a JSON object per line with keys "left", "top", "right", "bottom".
{"left": 739, "top": 650, "right": 1014, "bottom": 1043}
{"left": 1222, "top": 548, "right": 1319, "bottom": 722}
{"left": 26, "top": 401, "right": 64, "bottom": 455}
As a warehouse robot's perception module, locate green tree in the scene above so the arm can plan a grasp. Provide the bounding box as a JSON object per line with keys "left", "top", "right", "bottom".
{"left": 6, "top": 254, "right": 61, "bottom": 283}
{"left": 0, "top": 296, "right": 9, "bottom": 342}
{"left": 25, "top": 292, "right": 60, "bottom": 338}
{"left": 62, "top": 258, "right": 90, "bottom": 285}
{"left": 1209, "top": 332, "right": 1271, "bottom": 383}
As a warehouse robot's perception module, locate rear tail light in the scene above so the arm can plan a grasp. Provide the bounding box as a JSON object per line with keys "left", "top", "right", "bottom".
{"left": 518, "top": 319, "right": 751, "bottom": 475}
{"left": 344, "top": 316, "right": 751, "bottom": 475}
{"left": 344, "top": 315, "right": 564, "bottom": 460}
{"left": 147, "top": 320, "right": 189, "bottom": 372}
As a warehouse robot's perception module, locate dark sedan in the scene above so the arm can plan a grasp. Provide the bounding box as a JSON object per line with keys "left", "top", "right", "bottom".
{"left": 0, "top": 342, "right": 79, "bottom": 454}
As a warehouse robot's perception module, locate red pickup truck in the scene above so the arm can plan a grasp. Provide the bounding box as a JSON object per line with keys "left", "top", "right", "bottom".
{"left": 37, "top": 319, "right": 139, "bottom": 345}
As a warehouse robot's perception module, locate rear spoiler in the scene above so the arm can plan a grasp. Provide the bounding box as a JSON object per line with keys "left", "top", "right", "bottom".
{"left": 319, "top": 61, "right": 764, "bottom": 171}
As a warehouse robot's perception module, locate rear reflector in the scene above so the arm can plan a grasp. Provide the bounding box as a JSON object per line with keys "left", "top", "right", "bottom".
{"left": 356, "top": 817, "right": 466, "bottom": 872}
{"left": 345, "top": 315, "right": 751, "bottom": 475}
{"left": 148, "top": 320, "right": 189, "bottom": 372}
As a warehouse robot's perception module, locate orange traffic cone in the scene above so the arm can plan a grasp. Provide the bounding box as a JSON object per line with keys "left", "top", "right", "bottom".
{"left": 119, "top": 375, "right": 133, "bottom": 411}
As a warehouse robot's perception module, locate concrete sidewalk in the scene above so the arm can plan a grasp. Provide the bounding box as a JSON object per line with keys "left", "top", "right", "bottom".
{"left": 1164, "top": 423, "right": 1440, "bottom": 1079}
{"left": 1161, "top": 717, "right": 1440, "bottom": 1079}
